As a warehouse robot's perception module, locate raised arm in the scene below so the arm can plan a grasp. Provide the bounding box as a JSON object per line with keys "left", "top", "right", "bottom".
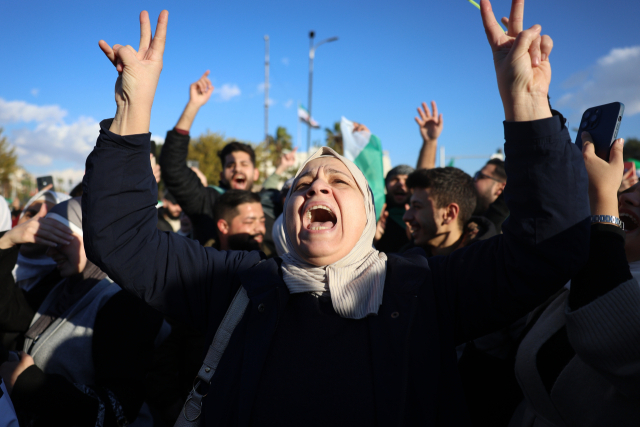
{"left": 427, "top": 0, "right": 589, "bottom": 343}
{"left": 84, "top": 11, "right": 257, "bottom": 328}
{"left": 159, "top": 72, "right": 220, "bottom": 218}
{"left": 415, "top": 101, "right": 443, "bottom": 169}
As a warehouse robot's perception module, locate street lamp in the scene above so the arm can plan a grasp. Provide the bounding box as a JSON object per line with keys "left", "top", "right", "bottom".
{"left": 307, "top": 31, "right": 338, "bottom": 153}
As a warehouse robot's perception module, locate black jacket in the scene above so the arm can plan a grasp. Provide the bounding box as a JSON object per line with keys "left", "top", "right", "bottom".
{"left": 83, "top": 116, "right": 590, "bottom": 426}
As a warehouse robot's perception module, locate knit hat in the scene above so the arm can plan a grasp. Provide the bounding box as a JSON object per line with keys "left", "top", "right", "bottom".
{"left": 385, "top": 164, "right": 415, "bottom": 184}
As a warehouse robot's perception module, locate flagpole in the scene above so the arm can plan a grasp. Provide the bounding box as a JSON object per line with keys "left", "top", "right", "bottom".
{"left": 306, "top": 32, "right": 338, "bottom": 153}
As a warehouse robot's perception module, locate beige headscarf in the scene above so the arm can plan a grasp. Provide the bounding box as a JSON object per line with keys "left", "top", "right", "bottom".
{"left": 280, "top": 146, "right": 387, "bottom": 319}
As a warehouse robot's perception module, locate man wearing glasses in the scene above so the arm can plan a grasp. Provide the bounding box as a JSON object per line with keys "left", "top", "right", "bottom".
{"left": 473, "top": 159, "right": 509, "bottom": 233}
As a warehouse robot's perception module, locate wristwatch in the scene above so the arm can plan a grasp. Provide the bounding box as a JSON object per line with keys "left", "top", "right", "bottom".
{"left": 591, "top": 215, "right": 624, "bottom": 230}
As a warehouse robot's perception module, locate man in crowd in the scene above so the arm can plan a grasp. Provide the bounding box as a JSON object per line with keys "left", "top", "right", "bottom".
{"left": 374, "top": 101, "right": 444, "bottom": 253}
{"left": 157, "top": 190, "right": 182, "bottom": 233}
{"left": 374, "top": 165, "right": 414, "bottom": 253}
{"left": 159, "top": 71, "right": 277, "bottom": 256}
{"left": 402, "top": 167, "right": 494, "bottom": 256}
{"left": 214, "top": 190, "right": 266, "bottom": 252}
{"left": 473, "top": 158, "right": 509, "bottom": 233}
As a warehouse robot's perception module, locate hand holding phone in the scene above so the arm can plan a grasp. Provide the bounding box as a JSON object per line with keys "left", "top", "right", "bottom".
{"left": 575, "top": 102, "right": 625, "bottom": 161}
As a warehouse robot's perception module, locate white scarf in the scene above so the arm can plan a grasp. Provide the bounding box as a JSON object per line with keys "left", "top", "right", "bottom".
{"left": 280, "top": 147, "right": 387, "bottom": 319}
{"left": 0, "top": 199, "right": 11, "bottom": 232}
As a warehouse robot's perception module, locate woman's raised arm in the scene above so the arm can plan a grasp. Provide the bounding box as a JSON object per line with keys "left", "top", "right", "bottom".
{"left": 82, "top": 11, "right": 262, "bottom": 330}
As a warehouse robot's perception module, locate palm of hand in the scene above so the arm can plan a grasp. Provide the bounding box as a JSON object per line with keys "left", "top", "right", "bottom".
{"left": 113, "top": 46, "right": 163, "bottom": 109}
{"left": 493, "top": 36, "right": 550, "bottom": 102}
{"left": 420, "top": 118, "right": 442, "bottom": 141}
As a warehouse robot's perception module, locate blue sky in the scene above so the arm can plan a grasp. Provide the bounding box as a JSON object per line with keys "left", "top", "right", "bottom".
{"left": 1, "top": 0, "right": 639, "bottom": 190}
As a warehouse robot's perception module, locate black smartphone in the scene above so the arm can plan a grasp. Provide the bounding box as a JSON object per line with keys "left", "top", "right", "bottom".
{"left": 36, "top": 175, "right": 55, "bottom": 192}
{"left": 575, "top": 102, "right": 625, "bottom": 161}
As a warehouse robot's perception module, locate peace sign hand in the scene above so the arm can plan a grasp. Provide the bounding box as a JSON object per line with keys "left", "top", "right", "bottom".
{"left": 480, "top": 0, "right": 553, "bottom": 122}
{"left": 99, "top": 10, "right": 169, "bottom": 135}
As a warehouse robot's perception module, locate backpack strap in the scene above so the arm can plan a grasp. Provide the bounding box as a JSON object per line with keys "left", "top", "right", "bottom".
{"left": 174, "top": 285, "right": 250, "bottom": 427}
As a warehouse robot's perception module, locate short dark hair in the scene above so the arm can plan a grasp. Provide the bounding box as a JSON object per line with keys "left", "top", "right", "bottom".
{"left": 213, "top": 190, "right": 261, "bottom": 227}
{"left": 485, "top": 158, "right": 507, "bottom": 182}
{"left": 218, "top": 142, "right": 256, "bottom": 167}
{"left": 406, "top": 167, "right": 477, "bottom": 228}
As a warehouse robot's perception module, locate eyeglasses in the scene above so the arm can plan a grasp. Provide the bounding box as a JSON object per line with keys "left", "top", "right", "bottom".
{"left": 473, "top": 171, "right": 505, "bottom": 184}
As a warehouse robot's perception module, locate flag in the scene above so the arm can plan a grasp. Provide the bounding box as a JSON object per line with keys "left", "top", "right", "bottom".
{"left": 298, "top": 105, "right": 320, "bottom": 128}
{"left": 341, "top": 116, "right": 385, "bottom": 221}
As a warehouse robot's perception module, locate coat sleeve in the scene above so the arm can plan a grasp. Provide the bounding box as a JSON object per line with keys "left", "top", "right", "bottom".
{"left": 427, "top": 116, "right": 591, "bottom": 344}
{"left": 82, "top": 120, "right": 262, "bottom": 329}
{"left": 158, "top": 128, "right": 220, "bottom": 219}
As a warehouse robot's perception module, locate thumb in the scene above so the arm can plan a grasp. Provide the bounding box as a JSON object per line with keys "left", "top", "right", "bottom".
{"left": 509, "top": 25, "right": 542, "bottom": 61}
{"left": 36, "top": 201, "right": 48, "bottom": 218}
{"left": 609, "top": 138, "right": 624, "bottom": 167}
{"left": 115, "top": 45, "right": 138, "bottom": 70}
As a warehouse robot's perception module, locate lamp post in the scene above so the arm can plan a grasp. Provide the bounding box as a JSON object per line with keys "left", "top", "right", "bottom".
{"left": 307, "top": 31, "right": 338, "bottom": 153}
{"left": 264, "top": 35, "right": 270, "bottom": 143}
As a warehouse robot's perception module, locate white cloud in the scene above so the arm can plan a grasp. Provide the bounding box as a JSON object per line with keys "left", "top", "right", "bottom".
{"left": 284, "top": 99, "right": 293, "bottom": 108}
{"left": 0, "top": 98, "right": 66, "bottom": 124}
{"left": 557, "top": 45, "right": 640, "bottom": 118}
{"left": 216, "top": 84, "right": 241, "bottom": 101}
{"left": 30, "top": 88, "right": 39, "bottom": 97}
{"left": 0, "top": 97, "right": 99, "bottom": 169}
{"left": 282, "top": 57, "right": 290, "bottom": 66}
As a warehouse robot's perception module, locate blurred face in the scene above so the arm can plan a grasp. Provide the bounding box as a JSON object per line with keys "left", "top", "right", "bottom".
{"left": 45, "top": 232, "right": 87, "bottom": 277}
{"left": 286, "top": 157, "right": 366, "bottom": 266}
{"left": 18, "top": 201, "right": 55, "bottom": 225}
{"left": 162, "top": 198, "right": 182, "bottom": 219}
{"left": 403, "top": 187, "right": 444, "bottom": 247}
{"left": 474, "top": 164, "right": 505, "bottom": 212}
{"left": 220, "top": 151, "right": 260, "bottom": 190}
{"left": 219, "top": 202, "right": 266, "bottom": 251}
{"left": 386, "top": 174, "right": 409, "bottom": 205}
{"left": 618, "top": 183, "right": 640, "bottom": 262}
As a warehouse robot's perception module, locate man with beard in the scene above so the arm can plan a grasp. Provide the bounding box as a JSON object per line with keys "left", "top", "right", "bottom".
{"left": 157, "top": 190, "right": 182, "bottom": 233}
{"left": 214, "top": 190, "right": 266, "bottom": 251}
{"left": 159, "top": 71, "right": 277, "bottom": 256}
{"left": 374, "top": 165, "right": 414, "bottom": 253}
{"left": 473, "top": 158, "right": 509, "bottom": 233}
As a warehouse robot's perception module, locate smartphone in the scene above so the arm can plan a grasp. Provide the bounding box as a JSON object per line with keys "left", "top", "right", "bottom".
{"left": 187, "top": 160, "right": 200, "bottom": 169}
{"left": 575, "top": 102, "right": 625, "bottom": 161}
{"left": 36, "top": 175, "right": 55, "bottom": 192}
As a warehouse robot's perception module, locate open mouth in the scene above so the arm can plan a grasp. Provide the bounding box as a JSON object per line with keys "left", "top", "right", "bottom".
{"left": 232, "top": 175, "right": 247, "bottom": 188}
{"left": 620, "top": 211, "right": 639, "bottom": 232}
{"left": 304, "top": 204, "right": 337, "bottom": 230}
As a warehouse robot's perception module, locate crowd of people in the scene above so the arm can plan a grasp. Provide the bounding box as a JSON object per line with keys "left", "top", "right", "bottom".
{"left": 1, "top": 0, "right": 639, "bottom": 426}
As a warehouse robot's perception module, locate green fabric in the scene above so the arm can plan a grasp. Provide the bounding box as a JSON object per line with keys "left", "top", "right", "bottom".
{"left": 263, "top": 173, "right": 283, "bottom": 191}
{"left": 209, "top": 185, "right": 226, "bottom": 194}
{"left": 627, "top": 158, "right": 640, "bottom": 169}
{"left": 387, "top": 206, "right": 407, "bottom": 229}
{"left": 354, "top": 135, "right": 385, "bottom": 221}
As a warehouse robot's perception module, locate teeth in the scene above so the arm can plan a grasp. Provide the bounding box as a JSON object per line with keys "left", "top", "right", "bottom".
{"left": 620, "top": 213, "right": 638, "bottom": 225}
{"left": 306, "top": 205, "right": 333, "bottom": 220}
{"left": 310, "top": 226, "right": 331, "bottom": 230}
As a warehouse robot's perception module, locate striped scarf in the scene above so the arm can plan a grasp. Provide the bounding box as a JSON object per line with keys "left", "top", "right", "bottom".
{"left": 281, "top": 147, "right": 387, "bottom": 319}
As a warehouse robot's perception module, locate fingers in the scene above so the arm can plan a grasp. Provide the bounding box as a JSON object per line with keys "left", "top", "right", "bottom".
{"left": 501, "top": 17, "right": 510, "bottom": 27}
{"left": 529, "top": 35, "right": 541, "bottom": 67}
{"left": 99, "top": 40, "right": 116, "bottom": 66}
{"left": 609, "top": 138, "right": 625, "bottom": 168}
{"left": 581, "top": 131, "right": 595, "bottom": 157}
{"left": 507, "top": 0, "right": 524, "bottom": 37}
{"left": 509, "top": 24, "right": 541, "bottom": 64}
{"left": 115, "top": 45, "right": 138, "bottom": 72}
{"left": 138, "top": 11, "right": 152, "bottom": 56}
{"left": 438, "top": 114, "right": 443, "bottom": 127}
{"left": 149, "top": 10, "right": 169, "bottom": 58}
{"left": 431, "top": 100, "right": 438, "bottom": 119}
{"left": 480, "top": 0, "right": 506, "bottom": 48}
{"left": 540, "top": 34, "right": 553, "bottom": 62}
